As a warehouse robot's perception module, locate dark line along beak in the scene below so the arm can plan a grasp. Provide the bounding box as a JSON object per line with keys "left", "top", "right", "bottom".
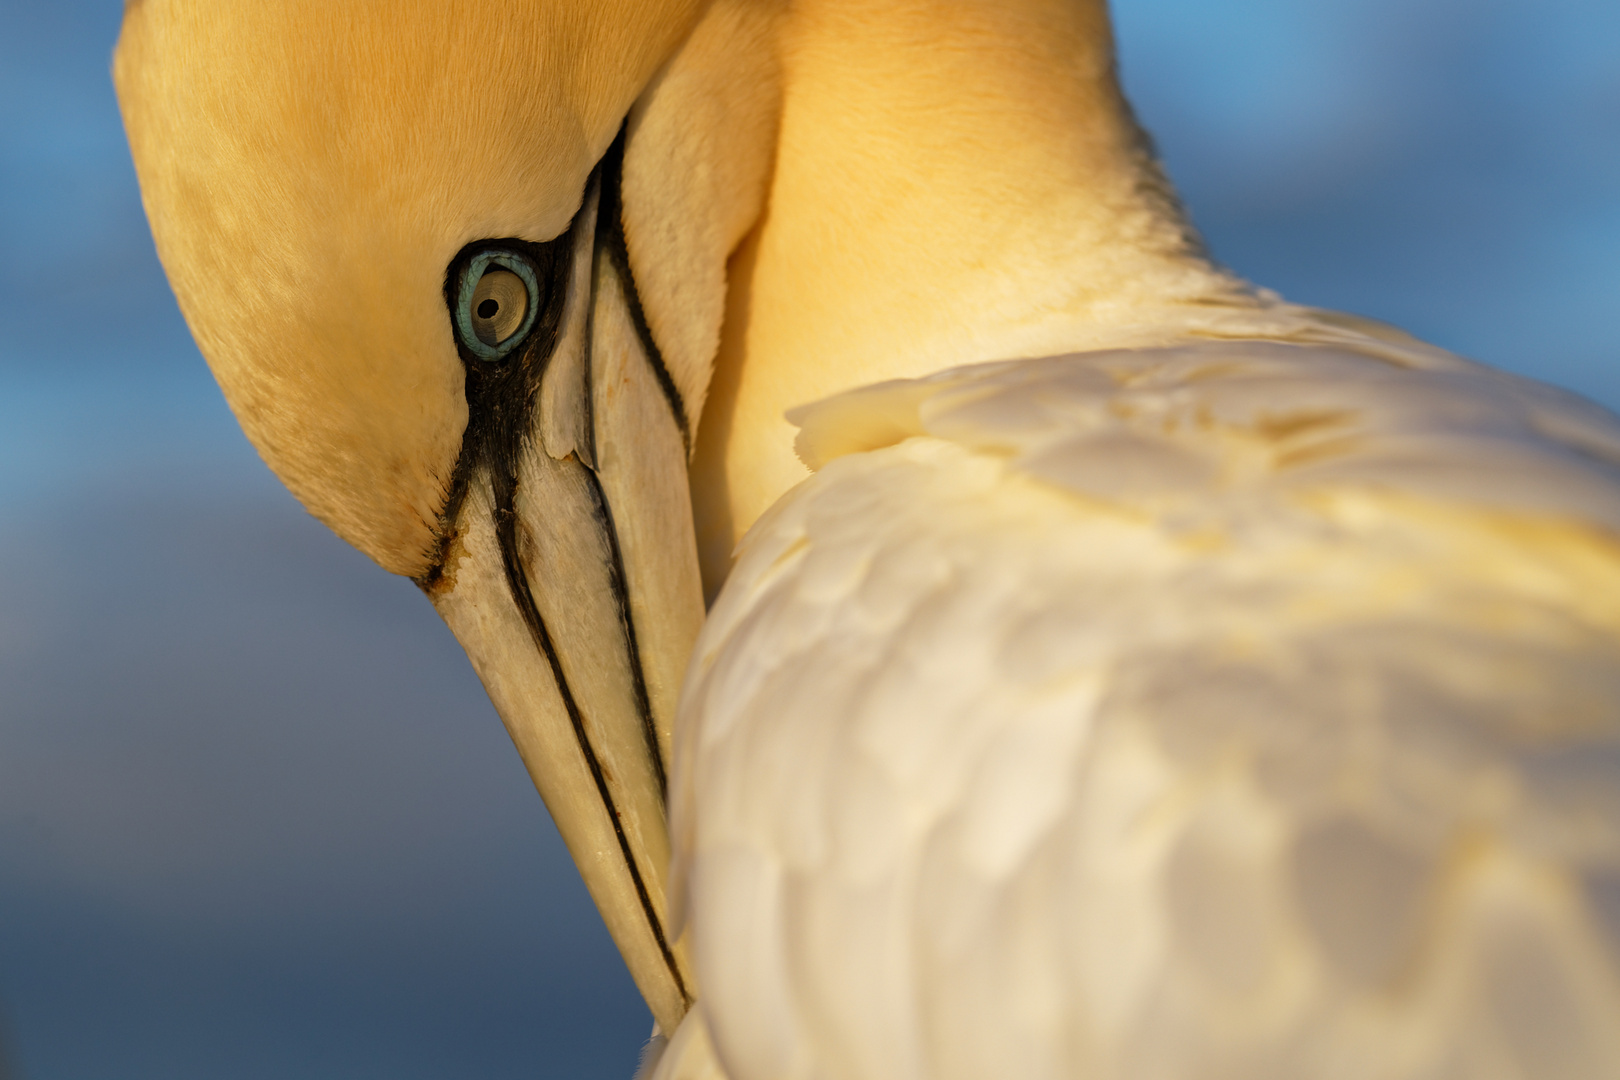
{"left": 421, "top": 128, "right": 706, "bottom": 1036}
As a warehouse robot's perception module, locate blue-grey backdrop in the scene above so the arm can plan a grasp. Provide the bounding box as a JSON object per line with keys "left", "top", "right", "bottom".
{"left": 0, "top": 1, "right": 1616, "bottom": 1078}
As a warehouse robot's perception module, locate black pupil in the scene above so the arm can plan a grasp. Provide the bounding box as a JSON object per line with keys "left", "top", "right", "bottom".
{"left": 477, "top": 299, "right": 499, "bottom": 319}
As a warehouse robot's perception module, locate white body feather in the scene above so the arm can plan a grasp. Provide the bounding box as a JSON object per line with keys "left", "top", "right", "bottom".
{"left": 665, "top": 334, "right": 1620, "bottom": 1080}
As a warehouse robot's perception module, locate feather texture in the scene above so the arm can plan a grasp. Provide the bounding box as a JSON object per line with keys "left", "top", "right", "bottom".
{"left": 673, "top": 336, "right": 1620, "bottom": 1080}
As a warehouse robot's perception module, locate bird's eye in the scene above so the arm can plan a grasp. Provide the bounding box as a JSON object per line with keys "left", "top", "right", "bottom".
{"left": 471, "top": 270, "right": 527, "bottom": 345}
{"left": 454, "top": 249, "right": 542, "bottom": 362}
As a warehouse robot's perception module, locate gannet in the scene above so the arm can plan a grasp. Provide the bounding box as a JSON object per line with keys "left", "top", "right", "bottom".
{"left": 115, "top": 0, "right": 1620, "bottom": 1076}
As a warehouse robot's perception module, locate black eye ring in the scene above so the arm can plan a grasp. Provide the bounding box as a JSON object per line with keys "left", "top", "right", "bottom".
{"left": 453, "top": 248, "right": 541, "bottom": 362}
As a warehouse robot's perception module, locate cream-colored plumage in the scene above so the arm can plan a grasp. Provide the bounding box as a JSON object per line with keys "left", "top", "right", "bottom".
{"left": 668, "top": 336, "right": 1620, "bottom": 1078}
{"left": 113, "top": 0, "right": 1620, "bottom": 1077}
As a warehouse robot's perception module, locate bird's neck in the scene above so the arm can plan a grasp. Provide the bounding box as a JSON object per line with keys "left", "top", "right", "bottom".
{"left": 676, "top": 0, "right": 1257, "bottom": 588}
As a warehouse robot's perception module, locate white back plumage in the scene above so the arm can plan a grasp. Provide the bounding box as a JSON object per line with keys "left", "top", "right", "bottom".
{"left": 664, "top": 332, "right": 1620, "bottom": 1079}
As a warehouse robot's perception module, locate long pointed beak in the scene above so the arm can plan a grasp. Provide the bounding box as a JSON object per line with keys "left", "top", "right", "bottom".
{"left": 423, "top": 137, "right": 704, "bottom": 1035}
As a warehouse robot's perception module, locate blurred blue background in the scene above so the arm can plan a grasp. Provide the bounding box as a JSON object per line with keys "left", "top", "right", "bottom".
{"left": 0, "top": 0, "right": 1615, "bottom": 1077}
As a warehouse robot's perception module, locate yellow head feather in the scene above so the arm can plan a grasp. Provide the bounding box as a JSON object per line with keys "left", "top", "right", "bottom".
{"left": 116, "top": 0, "right": 703, "bottom": 574}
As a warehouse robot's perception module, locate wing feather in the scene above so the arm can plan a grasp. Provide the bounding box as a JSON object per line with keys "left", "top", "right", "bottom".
{"left": 676, "top": 338, "right": 1620, "bottom": 1080}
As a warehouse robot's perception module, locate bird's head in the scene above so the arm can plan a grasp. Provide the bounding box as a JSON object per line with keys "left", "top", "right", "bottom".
{"left": 116, "top": 0, "right": 1215, "bottom": 1038}
{"left": 116, "top": 0, "right": 787, "bottom": 1033}
{"left": 114, "top": 0, "right": 755, "bottom": 573}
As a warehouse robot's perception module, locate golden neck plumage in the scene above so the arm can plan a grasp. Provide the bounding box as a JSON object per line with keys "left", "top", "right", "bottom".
{"left": 683, "top": 0, "right": 1251, "bottom": 590}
